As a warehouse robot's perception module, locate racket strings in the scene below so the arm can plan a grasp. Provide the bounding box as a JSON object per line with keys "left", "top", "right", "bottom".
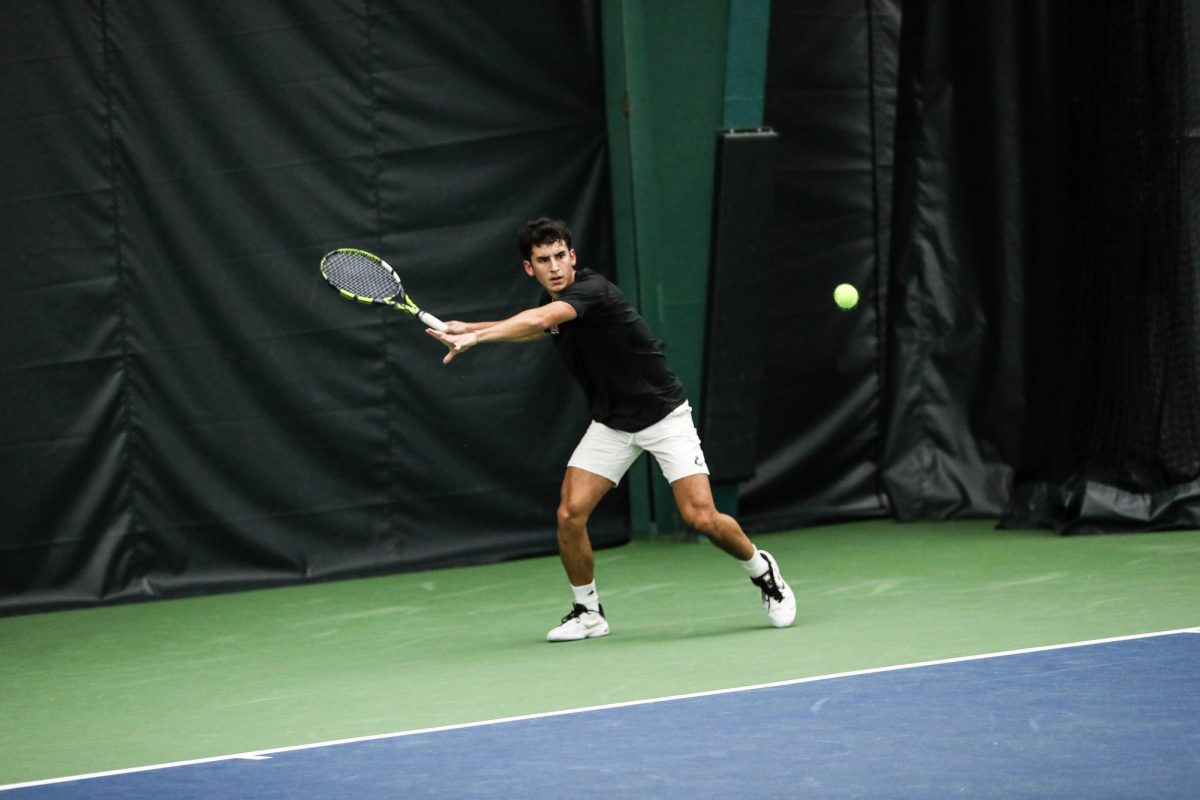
{"left": 323, "top": 251, "right": 401, "bottom": 300}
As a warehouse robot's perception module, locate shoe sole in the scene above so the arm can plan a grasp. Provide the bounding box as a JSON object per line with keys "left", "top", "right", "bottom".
{"left": 547, "top": 624, "right": 610, "bottom": 642}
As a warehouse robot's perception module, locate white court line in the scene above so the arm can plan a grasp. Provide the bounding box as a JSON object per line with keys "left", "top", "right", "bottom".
{"left": 3, "top": 626, "right": 1198, "bottom": 792}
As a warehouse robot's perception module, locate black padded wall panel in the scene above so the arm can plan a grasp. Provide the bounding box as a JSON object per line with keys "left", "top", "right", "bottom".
{"left": 0, "top": 1, "right": 621, "bottom": 612}
{"left": 701, "top": 128, "right": 776, "bottom": 483}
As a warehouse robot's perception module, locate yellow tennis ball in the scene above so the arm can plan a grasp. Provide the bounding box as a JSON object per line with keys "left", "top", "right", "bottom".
{"left": 834, "top": 283, "right": 859, "bottom": 310}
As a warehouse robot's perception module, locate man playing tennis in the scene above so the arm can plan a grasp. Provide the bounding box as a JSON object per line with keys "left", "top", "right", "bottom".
{"left": 427, "top": 218, "right": 795, "bottom": 641}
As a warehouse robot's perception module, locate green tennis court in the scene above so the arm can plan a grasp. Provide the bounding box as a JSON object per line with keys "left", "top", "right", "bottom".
{"left": 4, "top": 520, "right": 1198, "bottom": 788}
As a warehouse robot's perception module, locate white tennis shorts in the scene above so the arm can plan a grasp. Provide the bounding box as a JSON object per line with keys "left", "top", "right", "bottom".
{"left": 567, "top": 402, "right": 710, "bottom": 485}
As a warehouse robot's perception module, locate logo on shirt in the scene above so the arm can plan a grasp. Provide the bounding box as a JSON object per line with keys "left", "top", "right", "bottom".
{"left": 549, "top": 325, "right": 560, "bottom": 335}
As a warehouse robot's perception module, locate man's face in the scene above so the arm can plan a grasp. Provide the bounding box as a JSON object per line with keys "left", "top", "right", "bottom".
{"left": 524, "top": 240, "right": 577, "bottom": 297}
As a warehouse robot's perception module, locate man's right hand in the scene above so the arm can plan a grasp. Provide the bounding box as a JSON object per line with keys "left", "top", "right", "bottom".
{"left": 426, "top": 328, "right": 479, "bottom": 364}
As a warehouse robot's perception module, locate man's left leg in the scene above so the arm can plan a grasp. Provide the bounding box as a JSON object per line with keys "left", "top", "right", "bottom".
{"left": 672, "top": 473, "right": 797, "bottom": 628}
{"left": 670, "top": 474, "right": 754, "bottom": 559}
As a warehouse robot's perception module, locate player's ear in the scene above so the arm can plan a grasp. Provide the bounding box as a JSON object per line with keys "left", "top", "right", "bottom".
{"left": 523, "top": 260, "right": 534, "bottom": 277}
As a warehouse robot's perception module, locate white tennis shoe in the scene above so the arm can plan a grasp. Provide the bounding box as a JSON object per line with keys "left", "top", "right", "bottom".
{"left": 751, "top": 551, "right": 796, "bottom": 628}
{"left": 547, "top": 604, "right": 609, "bottom": 642}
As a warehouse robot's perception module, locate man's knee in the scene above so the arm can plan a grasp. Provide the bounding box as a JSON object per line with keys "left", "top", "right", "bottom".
{"left": 557, "top": 501, "right": 590, "bottom": 534}
{"left": 679, "top": 502, "right": 719, "bottom": 534}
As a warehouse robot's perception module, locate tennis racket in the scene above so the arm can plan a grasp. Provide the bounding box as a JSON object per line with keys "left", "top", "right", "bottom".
{"left": 319, "top": 248, "right": 447, "bottom": 332}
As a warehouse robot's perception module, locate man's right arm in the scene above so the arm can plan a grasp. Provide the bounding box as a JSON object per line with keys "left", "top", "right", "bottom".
{"left": 444, "top": 320, "right": 497, "bottom": 335}
{"left": 444, "top": 319, "right": 544, "bottom": 343}
{"left": 428, "top": 301, "right": 577, "bottom": 363}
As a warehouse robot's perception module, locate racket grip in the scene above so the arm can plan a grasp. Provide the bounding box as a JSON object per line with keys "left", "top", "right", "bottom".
{"left": 418, "top": 311, "right": 447, "bottom": 332}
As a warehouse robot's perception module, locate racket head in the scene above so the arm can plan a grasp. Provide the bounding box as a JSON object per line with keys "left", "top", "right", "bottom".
{"left": 320, "top": 248, "right": 403, "bottom": 304}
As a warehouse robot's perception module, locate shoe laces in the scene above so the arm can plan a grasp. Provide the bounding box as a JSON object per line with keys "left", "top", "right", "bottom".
{"left": 560, "top": 603, "right": 604, "bottom": 624}
{"left": 751, "top": 570, "right": 784, "bottom": 604}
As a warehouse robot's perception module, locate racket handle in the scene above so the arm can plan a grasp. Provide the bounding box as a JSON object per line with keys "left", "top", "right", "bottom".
{"left": 418, "top": 310, "right": 447, "bottom": 332}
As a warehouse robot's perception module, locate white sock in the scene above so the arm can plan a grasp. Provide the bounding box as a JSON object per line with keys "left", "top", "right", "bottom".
{"left": 741, "top": 548, "right": 769, "bottom": 579}
{"left": 571, "top": 581, "right": 600, "bottom": 612}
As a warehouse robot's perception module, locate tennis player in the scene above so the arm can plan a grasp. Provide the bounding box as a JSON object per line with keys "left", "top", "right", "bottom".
{"left": 427, "top": 218, "right": 795, "bottom": 641}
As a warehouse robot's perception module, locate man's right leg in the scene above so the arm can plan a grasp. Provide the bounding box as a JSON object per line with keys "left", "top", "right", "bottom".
{"left": 547, "top": 466, "right": 615, "bottom": 642}
{"left": 556, "top": 466, "right": 614, "bottom": 585}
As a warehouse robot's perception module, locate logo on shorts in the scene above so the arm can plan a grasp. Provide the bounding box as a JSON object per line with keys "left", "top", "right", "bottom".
{"left": 695, "top": 454, "right": 705, "bottom": 467}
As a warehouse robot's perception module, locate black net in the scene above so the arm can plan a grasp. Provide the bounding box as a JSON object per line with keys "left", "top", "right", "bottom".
{"left": 321, "top": 250, "right": 401, "bottom": 301}
{"left": 1050, "top": 0, "right": 1200, "bottom": 492}
{"left": 1008, "top": 0, "right": 1200, "bottom": 526}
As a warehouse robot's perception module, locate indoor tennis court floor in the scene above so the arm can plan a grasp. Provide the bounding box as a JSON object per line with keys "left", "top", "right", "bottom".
{"left": 3, "top": 521, "right": 1199, "bottom": 797}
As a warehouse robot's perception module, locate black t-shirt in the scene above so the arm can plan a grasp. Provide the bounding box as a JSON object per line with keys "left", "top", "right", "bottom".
{"left": 540, "top": 268, "right": 687, "bottom": 432}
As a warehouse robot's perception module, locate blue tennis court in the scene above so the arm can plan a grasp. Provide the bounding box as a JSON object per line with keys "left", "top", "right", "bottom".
{"left": 6, "top": 630, "right": 1197, "bottom": 798}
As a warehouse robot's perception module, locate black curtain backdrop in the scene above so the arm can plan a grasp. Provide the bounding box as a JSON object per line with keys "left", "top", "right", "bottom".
{"left": 754, "top": 0, "right": 1198, "bottom": 533}
{"left": 6, "top": 0, "right": 1198, "bottom": 612}
{"left": 1002, "top": 0, "right": 1200, "bottom": 532}
{"left": 886, "top": 0, "right": 1200, "bottom": 531}
{"left": 881, "top": 2, "right": 1066, "bottom": 520}
{"left": 1, "top": 1, "right": 623, "bottom": 612}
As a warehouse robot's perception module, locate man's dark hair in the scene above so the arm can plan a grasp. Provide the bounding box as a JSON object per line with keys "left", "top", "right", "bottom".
{"left": 516, "top": 218, "right": 573, "bottom": 260}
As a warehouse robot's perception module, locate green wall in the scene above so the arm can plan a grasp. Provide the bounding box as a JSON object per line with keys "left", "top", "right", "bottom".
{"left": 602, "top": 0, "right": 770, "bottom": 534}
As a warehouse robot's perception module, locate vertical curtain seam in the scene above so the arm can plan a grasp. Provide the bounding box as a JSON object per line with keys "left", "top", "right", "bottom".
{"left": 866, "top": 0, "right": 890, "bottom": 512}
{"left": 100, "top": 0, "right": 140, "bottom": 561}
{"left": 364, "top": 0, "right": 395, "bottom": 545}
